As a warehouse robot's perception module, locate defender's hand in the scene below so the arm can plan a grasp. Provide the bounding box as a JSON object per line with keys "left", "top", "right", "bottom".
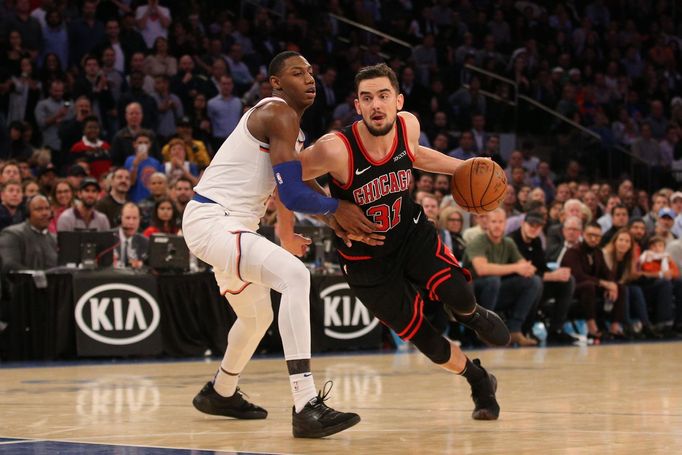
{"left": 334, "top": 200, "right": 380, "bottom": 235}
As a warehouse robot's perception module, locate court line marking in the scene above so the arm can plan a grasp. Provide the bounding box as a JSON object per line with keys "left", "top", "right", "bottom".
{"left": 0, "top": 435, "right": 293, "bottom": 455}
{"left": 0, "top": 440, "right": 44, "bottom": 445}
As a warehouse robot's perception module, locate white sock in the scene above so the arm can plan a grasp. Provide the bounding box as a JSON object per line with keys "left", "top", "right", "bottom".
{"left": 213, "top": 367, "right": 239, "bottom": 397}
{"left": 290, "top": 373, "right": 317, "bottom": 413}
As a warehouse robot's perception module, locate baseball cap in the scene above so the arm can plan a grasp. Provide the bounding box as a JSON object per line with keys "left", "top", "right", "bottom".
{"left": 658, "top": 207, "right": 676, "bottom": 219}
{"left": 79, "top": 177, "right": 100, "bottom": 191}
{"left": 671, "top": 191, "right": 682, "bottom": 202}
{"left": 68, "top": 164, "right": 87, "bottom": 177}
{"left": 524, "top": 210, "right": 546, "bottom": 226}
{"left": 176, "top": 116, "right": 192, "bottom": 127}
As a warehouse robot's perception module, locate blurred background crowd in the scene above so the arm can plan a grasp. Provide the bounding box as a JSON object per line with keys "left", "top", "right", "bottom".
{"left": 1, "top": 0, "right": 682, "bottom": 346}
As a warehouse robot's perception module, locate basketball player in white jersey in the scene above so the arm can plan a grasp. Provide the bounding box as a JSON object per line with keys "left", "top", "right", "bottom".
{"left": 182, "top": 51, "right": 377, "bottom": 438}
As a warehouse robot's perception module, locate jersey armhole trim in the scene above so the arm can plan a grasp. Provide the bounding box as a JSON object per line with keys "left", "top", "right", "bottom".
{"left": 398, "top": 115, "right": 416, "bottom": 162}
{"left": 331, "top": 132, "right": 355, "bottom": 190}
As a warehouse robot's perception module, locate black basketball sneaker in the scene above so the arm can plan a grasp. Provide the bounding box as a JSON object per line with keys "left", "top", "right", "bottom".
{"left": 469, "top": 359, "right": 500, "bottom": 420}
{"left": 292, "top": 381, "right": 361, "bottom": 438}
{"left": 192, "top": 381, "right": 267, "bottom": 419}
{"left": 448, "top": 304, "right": 511, "bottom": 346}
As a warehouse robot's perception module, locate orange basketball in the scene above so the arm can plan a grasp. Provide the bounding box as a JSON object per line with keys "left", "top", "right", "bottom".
{"left": 451, "top": 158, "right": 507, "bottom": 214}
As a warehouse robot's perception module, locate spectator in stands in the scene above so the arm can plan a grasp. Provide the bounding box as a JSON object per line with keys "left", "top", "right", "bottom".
{"left": 118, "top": 70, "right": 159, "bottom": 130}
{"left": 438, "top": 206, "right": 465, "bottom": 260}
{"left": 159, "top": 116, "right": 210, "bottom": 168}
{"left": 68, "top": 0, "right": 104, "bottom": 67}
{"left": 510, "top": 209, "right": 577, "bottom": 345}
{"left": 22, "top": 179, "right": 39, "bottom": 199}
{"left": 172, "top": 55, "right": 208, "bottom": 111}
{"left": 546, "top": 215, "right": 583, "bottom": 264}
{"left": 420, "top": 193, "right": 440, "bottom": 224}
{"left": 151, "top": 75, "right": 183, "bottom": 142}
{"left": 561, "top": 222, "right": 625, "bottom": 341}
{"left": 143, "top": 37, "right": 177, "bottom": 77}
{"left": 188, "top": 92, "right": 212, "bottom": 148}
{"left": 48, "top": 179, "right": 73, "bottom": 234}
{"left": 0, "top": 181, "right": 25, "bottom": 231}
{"left": 8, "top": 0, "right": 43, "bottom": 55}
{"left": 448, "top": 131, "right": 477, "bottom": 160}
{"left": 6, "top": 122, "right": 33, "bottom": 162}
{"left": 601, "top": 204, "right": 629, "bottom": 246}
{"left": 58, "top": 96, "right": 92, "bottom": 156}
{"left": 225, "top": 43, "right": 255, "bottom": 95}
{"left": 142, "top": 197, "right": 180, "bottom": 237}
{"left": 111, "top": 103, "right": 159, "bottom": 166}
{"left": 463, "top": 212, "right": 488, "bottom": 244}
{"left": 643, "top": 191, "right": 668, "bottom": 234}
{"left": 501, "top": 184, "right": 519, "bottom": 217}
{"left": 169, "top": 176, "right": 194, "bottom": 217}
{"left": 57, "top": 178, "right": 110, "bottom": 231}
{"left": 7, "top": 57, "right": 41, "bottom": 127}
{"left": 464, "top": 208, "right": 542, "bottom": 346}
{"left": 637, "top": 236, "right": 678, "bottom": 335}
{"left": 34, "top": 79, "right": 73, "bottom": 157}
{"left": 64, "top": 164, "right": 87, "bottom": 194}
{"left": 207, "top": 75, "right": 242, "bottom": 151}
{"left": 162, "top": 139, "right": 198, "bottom": 185}
{"left": 597, "top": 194, "right": 621, "bottom": 232}
{"left": 69, "top": 116, "right": 112, "bottom": 179}
{"left": 0, "top": 195, "right": 56, "bottom": 272}
{"left": 655, "top": 207, "right": 677, "bottom": 245}
{"left": 138, "top": 172, "right": 168, "bottom": 228}
{"left": 72, "top": 54, "right": 115, "bottom": 124}
{"left": 124, "top": 130, "right": 163, "bottom": 203}
{"left": 135, "top": 0, "right": 171, "bottom": 50}
{"left": 115, "top": 202, "right": 148, "bottom": 269}
{"left": 95, "top": 167, "right": 130, "bottom": 227}
{"left": 0, "top": 161, "right": 21, "bottom": 185}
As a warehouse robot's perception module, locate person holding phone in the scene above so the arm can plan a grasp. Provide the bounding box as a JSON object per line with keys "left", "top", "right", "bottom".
{"left": 124, "top": 129, "right": 162, "bottom": 203}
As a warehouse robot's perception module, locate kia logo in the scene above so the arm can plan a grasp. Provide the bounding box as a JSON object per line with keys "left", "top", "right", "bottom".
{"left": 75, "top": 284, "right": 161, "bottom": 345}
{"left": 320, "top": 283, "right": 379, "bottom": 340}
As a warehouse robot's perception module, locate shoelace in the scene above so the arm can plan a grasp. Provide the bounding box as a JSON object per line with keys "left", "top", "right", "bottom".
{"left": 311, "top": 381, "right": 335, "bottom": 412}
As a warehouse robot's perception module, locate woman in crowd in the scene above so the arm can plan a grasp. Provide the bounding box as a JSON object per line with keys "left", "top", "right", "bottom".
{"left": 143, "top": 197, "right": 180, "bottom": 237}
{"left": 601, "top": 228, "right": 644, "bottom": 339}
{"left": 162, "top": 138, "right": 199, "bottom": 185}
{"left": 438, "top": 206, "right": 466, "bottom": 261}
{"left": 144, "top": 37, "right": 177, "bottom": 77}
{"left": 48, "top": 179, "right": 74, "bottom": 234}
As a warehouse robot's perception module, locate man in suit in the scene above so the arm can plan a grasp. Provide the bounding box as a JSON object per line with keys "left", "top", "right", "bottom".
{"left": 546, "top": 215, "right": 583, "bottom": 263}
{"left": 0, "top": 195, "right": 57, "bottom": 272}
{"left": 115, "top": 202, "right": 148, "bottom": 269}
{"left": 546, "top": 199, "right": 585, "bottom": 255}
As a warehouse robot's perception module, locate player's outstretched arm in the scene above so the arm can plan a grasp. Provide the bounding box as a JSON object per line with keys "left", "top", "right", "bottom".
{"left": 398, "top": 111, "right": 465, "bottom": 175}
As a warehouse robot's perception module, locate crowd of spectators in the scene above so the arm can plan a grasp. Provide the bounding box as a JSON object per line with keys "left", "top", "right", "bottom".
{"left": 1, "top": 1, "right": 682, "bottom": 345}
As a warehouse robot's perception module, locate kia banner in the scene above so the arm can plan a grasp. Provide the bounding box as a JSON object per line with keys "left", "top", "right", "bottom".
{"left": 73, "top": 272, "right": 163, "bottom": 356}
{"left": 311, "top": 275, "right": 382, "bottom": 351}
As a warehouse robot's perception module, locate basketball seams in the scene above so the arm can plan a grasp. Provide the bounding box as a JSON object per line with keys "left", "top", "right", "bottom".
{"left": 478, "top": 159, "right": 496, "bottom": 207}
{"left": 452, "top": 158, "right": 506, "bottom": 214}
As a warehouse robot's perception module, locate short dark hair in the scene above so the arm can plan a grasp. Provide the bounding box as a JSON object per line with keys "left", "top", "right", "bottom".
{"left": 354, "top": 63, "right": 399, "bottom": 93}
{"left": 172, "top": 176, "right": 193, "bottom": 189}
{"left": 133, "top": 129, "right": 153, "bottom": 142}
{"left": 585, "top": 221, "right": 602, "bottom": 231}
{"left": 611, "top": 203, "right": 628, "bottom": 216}
{"left": 83, "top": 115, "right": 100, "bottom": 125}
{"left": 268, "top": 51, "right": 301, "bottom": 77}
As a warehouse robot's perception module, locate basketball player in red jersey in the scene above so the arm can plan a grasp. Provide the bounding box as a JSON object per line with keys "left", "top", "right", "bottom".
{"left": 298, "top": 63, "right": 509, "bottom": 420}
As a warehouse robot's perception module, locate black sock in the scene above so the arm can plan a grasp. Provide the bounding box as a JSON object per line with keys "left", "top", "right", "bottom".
{"left": 458, "top": 358, "right": 485, "bottom": 384}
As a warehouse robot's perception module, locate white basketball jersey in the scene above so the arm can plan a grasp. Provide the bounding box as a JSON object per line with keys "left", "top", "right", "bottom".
{"left": 193, "top": 96, "right": 305, "bottom": 230}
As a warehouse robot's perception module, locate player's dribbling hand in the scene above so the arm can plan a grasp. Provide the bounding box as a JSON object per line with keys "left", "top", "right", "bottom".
{"left": 334, "top": 200, "right": 381, "bottom": 235}
{"left": 281, "top": 233, "right": 312, "bottom": 257}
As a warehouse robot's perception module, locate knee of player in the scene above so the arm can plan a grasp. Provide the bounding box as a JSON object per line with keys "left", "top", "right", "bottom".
{"left": 283, "top": 260, "right": 311, "bottom": 288}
